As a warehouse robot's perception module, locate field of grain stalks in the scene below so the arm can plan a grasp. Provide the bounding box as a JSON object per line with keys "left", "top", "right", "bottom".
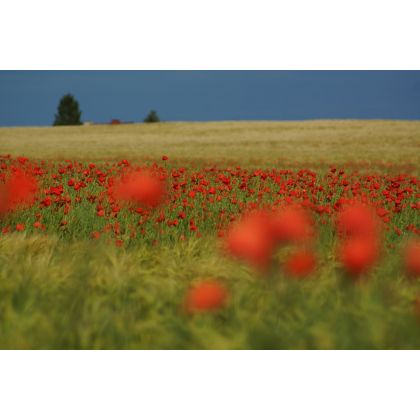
{"left": 0, "top": 121, "right": 419, "bottom": 349}
{"left": 1, "top": 120, "right": 419, "bottom": 166}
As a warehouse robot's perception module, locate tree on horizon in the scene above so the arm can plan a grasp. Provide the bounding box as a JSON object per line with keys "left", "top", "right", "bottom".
{"left": 144, "top": 110, "right": 160, "bottom": 123}
{"left": 53, "top": 94, "right": 82, "bottom": 126}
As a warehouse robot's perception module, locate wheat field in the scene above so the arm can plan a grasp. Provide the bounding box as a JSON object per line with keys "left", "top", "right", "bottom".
{"left": 1, "top": 120, "right": 419, "bottom": 166}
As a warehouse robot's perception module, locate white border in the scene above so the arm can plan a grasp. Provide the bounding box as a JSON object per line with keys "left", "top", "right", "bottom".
{"left": 1, "top": 0, "right": 420, "bottom": 69}
{"left": 0, "top": 351, "right": 418, "bottom": 420}
{"left": 1, "top": 2, "right": 419, "bottom": 419}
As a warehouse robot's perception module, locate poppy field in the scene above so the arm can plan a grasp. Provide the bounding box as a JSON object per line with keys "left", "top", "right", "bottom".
{"left": 0, "top": 122, "right": 419, "bottom": 349}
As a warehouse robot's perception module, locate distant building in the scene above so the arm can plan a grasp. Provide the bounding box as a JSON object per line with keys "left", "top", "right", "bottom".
{"left": 83, "top": 119, "right": 134, "bottom": 125}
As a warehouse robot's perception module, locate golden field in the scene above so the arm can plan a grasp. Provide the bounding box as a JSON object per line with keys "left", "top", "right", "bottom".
{"left": 0, "top": 120, "right": 419, "bottom": 166}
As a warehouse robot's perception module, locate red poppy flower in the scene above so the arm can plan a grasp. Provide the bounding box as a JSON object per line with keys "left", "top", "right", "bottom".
{"left": 113, "top": 171, "right": 165, "bottom": 208}
{"left": 339, "top": 237, "right": 379, "bottom": 277}
{"left": 336, "top": 204, "right": 378, "bottom": 239}
{"left": 404, "top": 240, "right": 420, "bottom": 278}
{"left": 91, "top": 231, "right": 101, "bottom": 240}
{"left": 184, "top": 280, "right": 228, "bottom": 313}
{"left": 0, "top": 170, "right": 38, "bottom": 216}
{"left": 270, "top": 207, "right": 313, "bottom": 244}
{"left": 225, "top": 211, "right": 275, "bottom": 270}
{"left": 15, "top": 223, "right": 25, "bottom": 232}
{"left": 284, "top": 249, "right": 317, "bottom": 278}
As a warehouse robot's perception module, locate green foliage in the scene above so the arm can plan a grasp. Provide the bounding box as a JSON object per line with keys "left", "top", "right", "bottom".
{"left": 0, "top": 233, "right": 419, "bottom": 349}
{"left": 143, "top": 110, "right": 160, "bottom": 123}
{"left": 53, "top": 94, "right": 82, "bottom": 126}
{"left": 0, "top": 160, "right": 419, "bottom": 349}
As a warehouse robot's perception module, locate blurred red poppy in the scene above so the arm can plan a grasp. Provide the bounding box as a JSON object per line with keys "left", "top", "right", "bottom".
{"left": 270, "top": 207, "right": 313, "bottom": 244}
{"left": 336, "top": 204, "right": 378, "bottom": 239}
{"left": 15, "top": 223, "right": 25, "bottom": 232}
{"left": 404, "top": 240, "right": 420, "bottom": 278}
{"left": 339, "top": 237, "right": 379, "bottom": 277}
{"left": 184, "top": 280, "right": 228, "bottom": 313}
{"left": 225, "top": 211, "right": 275, "bottom": 270}
{"left": 284, "top": 249, "right": 317, "bottom": 278}
{"left": 0, "top": 170, "right": 38, "bottom": 216}
{"left": 112, "top": 171, "right": 165, "bottom": 208}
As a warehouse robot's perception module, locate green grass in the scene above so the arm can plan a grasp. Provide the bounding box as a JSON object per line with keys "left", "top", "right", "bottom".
{"left": 1, "top": 233, "right": 419, "bottom": 349}
{"left": 0, "top": 121, "right": 419, "bottom": 349}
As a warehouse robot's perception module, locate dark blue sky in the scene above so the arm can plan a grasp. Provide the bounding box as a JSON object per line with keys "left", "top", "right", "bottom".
{"left": 0, "top": 71, "right": 419, "bottom": 126}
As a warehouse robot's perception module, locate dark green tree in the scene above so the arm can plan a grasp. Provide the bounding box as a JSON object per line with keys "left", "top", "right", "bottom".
{"left": 53, "top": 94, "right": 82, "bottom": 126}
{"left": 144, "top": 110, "right": 160, "bottom": 123}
